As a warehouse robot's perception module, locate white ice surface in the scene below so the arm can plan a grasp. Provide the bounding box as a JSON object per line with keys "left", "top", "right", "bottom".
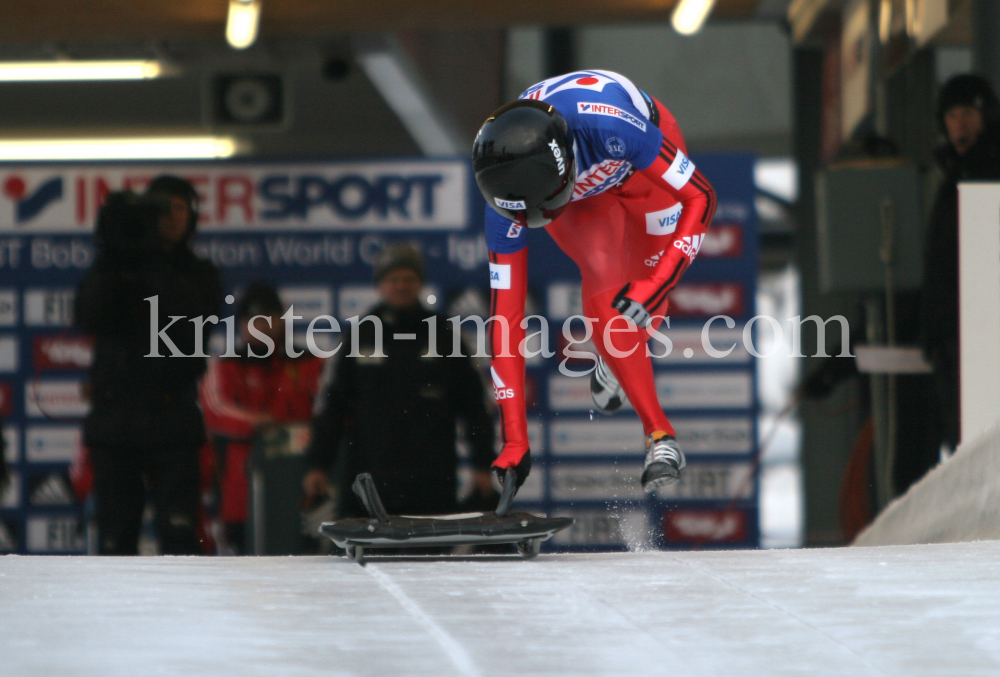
{"left": 3, "top": 542, "right": 1000, "bottom": 677}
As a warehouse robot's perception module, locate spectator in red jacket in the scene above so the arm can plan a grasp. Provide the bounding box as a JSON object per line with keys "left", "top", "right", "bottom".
{"left": 200, "top": 282, "right": 323, "bottom": 552}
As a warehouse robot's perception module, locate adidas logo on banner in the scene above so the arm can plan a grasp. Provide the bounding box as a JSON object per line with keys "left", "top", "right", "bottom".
{"left": 673, "top": 234, "right": 705, "bottom": 258}
{"left": 31, "top": 474, "right": 74, "bottom": 506}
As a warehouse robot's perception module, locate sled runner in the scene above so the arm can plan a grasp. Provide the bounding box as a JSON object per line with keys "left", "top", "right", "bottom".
{"left": 319, "top": 472, "right": 573, "bottom": 565}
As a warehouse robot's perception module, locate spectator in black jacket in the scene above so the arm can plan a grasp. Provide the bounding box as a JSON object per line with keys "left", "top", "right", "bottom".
{"left": 303, "top": 243, "right": 496, "bottom": 517}
{"left": 75, "top": 175, "right": 222, "bottom": 555}
{"left": 921, "top": 75, "right": 1000, "bottom": 453}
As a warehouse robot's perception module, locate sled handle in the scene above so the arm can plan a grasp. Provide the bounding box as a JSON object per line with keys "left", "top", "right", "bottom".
{"left": 352, "top": 473, "right": 390, "bottom": 523}
{"left": 494, "top": 468, "right": 518, "bottom": 517}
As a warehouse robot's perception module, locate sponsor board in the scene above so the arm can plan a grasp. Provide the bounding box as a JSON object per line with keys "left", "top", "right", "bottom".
{"left": 700, "top": 223, "right": 742, "bottom": 258}
{"left": 0, "top": 289, "right": 16, "bottom": 326}
{"left": 550, "top": 416, "right": 753, "bottom": 456}
{"left": 457, "top": 462, "right": 545, "bottom": 504}
{"left": 663, "top": 509, "right": 748, "bottom": 544}
{"left": 556, "top": 334, "right": 600, "bottom": 370}
{"left": 26, "top": 515, "right": 85, "bottom": 553}
{"left": 0, "top": 336, "right": 17, "bottom": 372}
{"left": 32, "top": 336, "right": 92, "bottom": 371}
{"left": 28, "top": 472, "right": 75, "bottom": 506}
{"left": 550, "top": 420, "right": 643, "bottom": 456}
{"left": 1, "top": 470, "right": 19, "bottom": 508}
{"left": 337, "top": 286, "right": 379, "bottom": 319}
{"left": 649, "top": 326, "right": 750, "bottom": 364}
{"left": 673, "top": 417, "right": 754, "bottom": 454}
{"left": 25, "top": 379, "right": 89, "bottom": 418}
{"left": 550, "top": 462, "right": 645, "bottom": 501}
{"left": 447, "top": 234, "right": 489, "bottom": 271}
{"left": 1, "top": 162, "right": 469, "bottom": 232}
{"left": 277, "top": 286, "right": 333, "bottom": 321}
{"left": 547, "top": 283, "right": 584, "bottom": 320}
{"left": 714, "top": 201, "right": 751, "bottom": 223}
{"left": 25, "top": 425, "right": 80, "bottom": 463}
{"left": 289, "top": 331, "right": 339, "bottom": 354}
{"left": 550, "top": 372, "right": 752, "bottom": 412}
{"left": 24, "top": 288, "right": 74, "bottom": 326}
{"left": 548, "top": 374, "right": 601, "bottom": 411}
{"left": 667, "top": 283, "right": 744, "bottom": 318}
{"left": 654, "top": 462, "right": 755, "bottom": 501}
{"left": 3, "top": 425, "right": 19, "bottom": 463}
{"left": 550, "top": 507, "right": 648, "bottom": 547}
{"left": 0, "top": 382, "right": 11, "bottom": 416}
{"left": 493, "top": 420, "right": 545, "bottom": 454}
{"left": 655, "top": 372, "right": 753, "bottom": 410}
{"left": 513, "top": 465, "right": 545, "bottom": 503}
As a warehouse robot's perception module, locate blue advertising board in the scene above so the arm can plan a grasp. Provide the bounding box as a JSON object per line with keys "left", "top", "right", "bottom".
{"left": 0, "top": 155, "right": 756, "bottom": 554}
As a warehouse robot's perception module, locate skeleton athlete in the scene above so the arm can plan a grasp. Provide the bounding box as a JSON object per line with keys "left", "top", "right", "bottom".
{"left": 472, "top": 70, "right": 717, "bottom": 496}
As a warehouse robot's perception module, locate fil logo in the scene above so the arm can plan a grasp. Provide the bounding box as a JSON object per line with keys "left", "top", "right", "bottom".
{"left": 674, "top": 234, "right": 705, "bottom": 258}
{"left": 3, "top": 176, "right": 64, "bottom": 224}
{"left": 506, "top": 224, "right": 523, "bottom": 239}
{"left": 491, "top": 367, "right": 515, "bottom": 400}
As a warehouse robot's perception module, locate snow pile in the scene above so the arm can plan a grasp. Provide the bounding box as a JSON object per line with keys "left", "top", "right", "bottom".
{"left": 854, "top": 416, "right": 1000, "bottom": 546}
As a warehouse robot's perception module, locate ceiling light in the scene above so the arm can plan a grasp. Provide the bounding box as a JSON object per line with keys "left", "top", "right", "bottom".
{"left": 0, "top": 137, "right": 241, "bottom": 161}
{"left": 672, "top": 0, "right": 717, "bottom": 36}
{"left": 227, "top": 0, "right": 262, "bottom": 50}
{"left": 0, "top": 60, "right": 166, "bottom": 82}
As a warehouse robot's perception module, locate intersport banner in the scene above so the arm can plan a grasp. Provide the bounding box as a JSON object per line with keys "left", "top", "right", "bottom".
{"left": 0, "top": 156, "right": 757, "bottom": 554}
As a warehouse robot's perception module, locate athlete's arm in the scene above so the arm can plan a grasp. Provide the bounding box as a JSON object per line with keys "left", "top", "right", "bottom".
{"left": 484, "top": 208, "right": 531, "bottom": 476}
{"left": 488, "top": 247, "right": 530, "bottom": 471}
{"left": 616, "top": 136, "right": 717, "bottom": 326}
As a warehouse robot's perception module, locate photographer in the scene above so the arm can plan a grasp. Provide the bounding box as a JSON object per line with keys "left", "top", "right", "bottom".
{"left": 75, "top": 175, "right": 222, "bottom": 555}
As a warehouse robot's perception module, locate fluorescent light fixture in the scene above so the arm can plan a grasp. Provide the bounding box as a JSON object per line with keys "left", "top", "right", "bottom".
{"left": 0, "top": 136, "right": 240, "bottom": 161}
{"left": 0, "top": 60, "right": 165, "bottom": 82}
{"left": 227, "top": 0, "right": 262, "bottom": 50}
{"left": 672, "top": 0, "right": 717, "bottom": 36}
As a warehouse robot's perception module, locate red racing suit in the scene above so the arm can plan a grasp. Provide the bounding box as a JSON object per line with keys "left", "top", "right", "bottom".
{"left": 200, "top": 352, "right": 324, "bottom": 524}
{"left": 486, "top": 71, "right": 717, "bottom": 470}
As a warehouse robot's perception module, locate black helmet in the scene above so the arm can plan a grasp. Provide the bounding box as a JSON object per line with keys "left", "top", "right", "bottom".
{"left": 472, "top": 99, "right": 576, "bottom": 228}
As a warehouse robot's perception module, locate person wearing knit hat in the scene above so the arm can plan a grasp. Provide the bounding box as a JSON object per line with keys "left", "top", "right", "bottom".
{"left": 373, "top": 242, "right": 426, "bottom": 284}
{"left": 372, "top": 243, "right": 426, "bottom": 313}
{"left": 920, "top": 74, "right": 1000, "bottom": 462}
{"left": 304, "top": 242, "right": 497, "bottom": 520}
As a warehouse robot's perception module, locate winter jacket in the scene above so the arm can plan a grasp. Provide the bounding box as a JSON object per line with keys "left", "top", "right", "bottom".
{"left": 306, "top": 303, "right": 495, "bottom": 516}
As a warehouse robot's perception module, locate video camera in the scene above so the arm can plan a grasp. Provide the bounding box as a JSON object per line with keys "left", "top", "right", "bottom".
{"left": 94, "top": 190, "right": 173, "bottom": 255}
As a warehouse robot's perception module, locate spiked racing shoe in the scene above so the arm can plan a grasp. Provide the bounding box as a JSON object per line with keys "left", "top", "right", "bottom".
{"left": 591, "top": 355, "right": 626, "bottom": 414}
{"left": 640, "top": 433, "right": 686, "bottom": 493}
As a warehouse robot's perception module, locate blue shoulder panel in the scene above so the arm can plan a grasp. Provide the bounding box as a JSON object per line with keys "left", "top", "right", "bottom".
{"left": 484, "top": 206, "right": 528, "bottom": 254}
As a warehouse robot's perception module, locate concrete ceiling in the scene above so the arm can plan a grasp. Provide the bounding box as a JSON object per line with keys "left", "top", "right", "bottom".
{"left": 1, "top": 0, "right": 764, "bottom": 44}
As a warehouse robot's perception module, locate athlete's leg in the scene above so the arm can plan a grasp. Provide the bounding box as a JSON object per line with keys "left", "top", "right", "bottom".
{"left": 582, "top": 285, "right": 674, "bottom": 438}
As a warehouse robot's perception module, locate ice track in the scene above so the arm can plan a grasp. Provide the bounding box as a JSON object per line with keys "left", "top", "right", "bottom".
{"left": 2, "top": 542, "right": 1000, "bottom": 677}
